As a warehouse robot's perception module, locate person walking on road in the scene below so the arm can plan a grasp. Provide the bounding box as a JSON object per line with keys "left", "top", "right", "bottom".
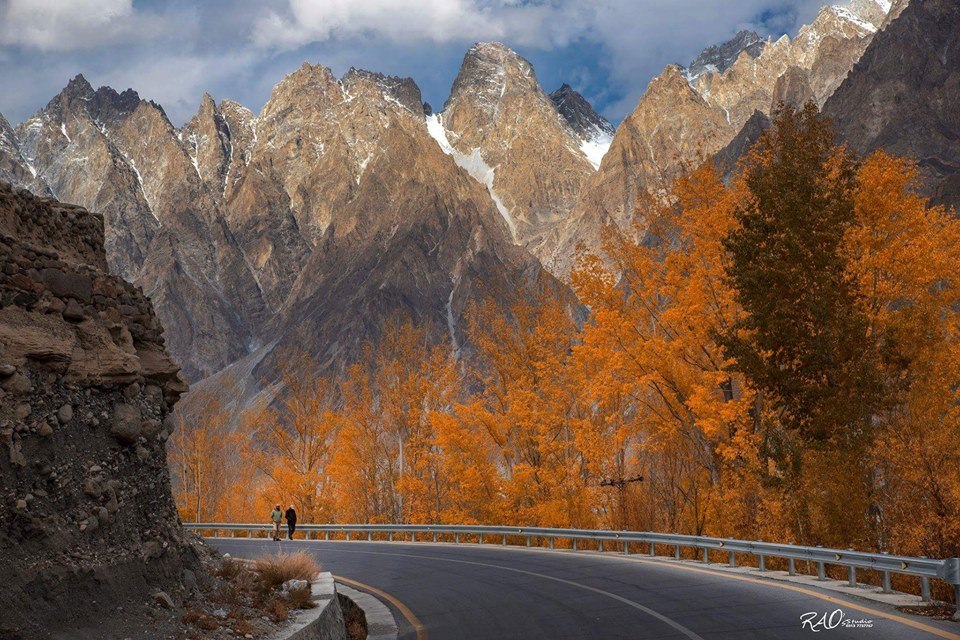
{"left": 270, "top": 504, "right": 283, "bottom": 541}
{"left": 285, "top": 504, "right": 297, "bottom": 540}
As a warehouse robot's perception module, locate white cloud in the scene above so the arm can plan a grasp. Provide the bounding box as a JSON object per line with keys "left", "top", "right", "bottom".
{"left": 0, "top": 0, "right": 165, "bottom": 51}
{"left": 98, "top": 52, "right": 259, "bottom": 124}
{"left": 252, "top": 0, "right": 590, "bottom": 50}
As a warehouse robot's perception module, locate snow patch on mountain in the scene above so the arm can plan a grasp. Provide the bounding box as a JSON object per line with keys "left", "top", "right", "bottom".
{"left": 426, "top": 113, "right": 517, "bottom": 240}
{"left": 579, "top": 131, "right": 613, "bottom": 170}
{"left": 832, "top": 6, "right": 878, "bottom": 32}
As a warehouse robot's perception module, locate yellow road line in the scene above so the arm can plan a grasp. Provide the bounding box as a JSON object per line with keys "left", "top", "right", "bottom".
{"left": 617, "top": 555, "right": 960, "bottom": 640}
{"left": 334, "top": 574, "right": 427, "bottom": 640}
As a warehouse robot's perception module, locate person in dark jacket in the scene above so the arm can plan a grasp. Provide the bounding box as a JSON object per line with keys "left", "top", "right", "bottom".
{"left": 285, "top": 504, "right": 297, "bottom": 540}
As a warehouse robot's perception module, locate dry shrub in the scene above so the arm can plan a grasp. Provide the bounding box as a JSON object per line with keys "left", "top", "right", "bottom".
{"left": 183, "top": 609, "right": 219, "bottom": 631}
{"left": 254, "top": 552, "right": 320, "bottom": 591}
{"left": 286, "top": 585, "right": 317, "bottom": 610}
{"left": 264, "top": 596, "right": 291, "bottom": 622}
{"left": 231, "top": 618, "right": 256, "bottom": 636}
{"left": 215, "top": 556, "right": 244, "bottom": 580}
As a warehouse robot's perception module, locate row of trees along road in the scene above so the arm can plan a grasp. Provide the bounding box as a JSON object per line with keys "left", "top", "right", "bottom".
{"left": 170, "top": 105, "right": 960, "bottom": 593}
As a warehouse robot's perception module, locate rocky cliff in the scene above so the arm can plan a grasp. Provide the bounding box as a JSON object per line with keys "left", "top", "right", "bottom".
{"left": 0, "top": 182, "right": 195, "bottom": 638}
{"left": 824, "top": 0, "right": 959, "bottom": 209}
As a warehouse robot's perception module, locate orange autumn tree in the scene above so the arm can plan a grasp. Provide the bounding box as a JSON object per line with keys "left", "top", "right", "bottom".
{"left": 330, "top": 320, "right": 462, "bottom": 523}
{"left": 572, "top": 161, "right": 759, "bottom": 538}
{"left": 169, "top": 383, "right": 252, "bottom": 522}
{"left": 845, "top": 151, "right": 960, "bottom": 558}
{"left": 244, "top": 357, "right": 339, "bottom": 524}
{"left": 459, "top": 285, "right": 592, "bottom": 527}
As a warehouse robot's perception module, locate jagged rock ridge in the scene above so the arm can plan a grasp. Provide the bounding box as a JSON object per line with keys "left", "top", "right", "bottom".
{"left": 434, "top": 42, "right": 600, "bottom": 276}
{"left": 555, "top": 0, "right": 896, "bottom": 276}
{"left": 686, "top": 30, "right": 766, "bottom": 80}
{"left": 14, "top": 75, "right": 267, "bottom": 381}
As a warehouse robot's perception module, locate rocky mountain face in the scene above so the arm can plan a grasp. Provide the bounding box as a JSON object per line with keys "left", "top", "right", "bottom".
{"left": 14, "top": 76, "right": 267, "bottom": 381}
{"left": 1, "top": 53, "right": 577, "bottom": 411}
{"left": 435, "top": 43, "right": 599, "bottom": 275}
{"left": 0, "top": 113, "right": 50, "bottom": 196}
{"left": 686, "top": 30, "right": 767, "bottom": 79}
{"left": 824, "top": 0, "right": 959, "bottom": 209}
{"left": 550, "top": 83, "right": 616, "bottom": 166}
{"left": 202, "top": 62, "right": 562, "bottom": 409}
{"left": 0, "top": 182, "right": 196, "bottom": 638}
{"left": 0, "top": 0, "right": 905, "bottom": 410}
{"left": 561, "top": 0, "right": 894, "bottom": 265}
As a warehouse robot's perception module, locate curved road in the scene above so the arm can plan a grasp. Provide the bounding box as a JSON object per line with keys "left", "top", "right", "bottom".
{"left": 210, "top": 539, "right": 959, "bottom": 640}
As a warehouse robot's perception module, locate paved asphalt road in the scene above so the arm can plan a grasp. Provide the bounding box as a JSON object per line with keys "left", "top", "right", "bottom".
{"left": 210, "top": 539, "right": 959, "bottom": 640}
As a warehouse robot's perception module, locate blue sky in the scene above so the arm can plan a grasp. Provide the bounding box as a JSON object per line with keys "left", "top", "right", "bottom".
{"left": 0, "top": 0, "right": 828, "bottom": 127}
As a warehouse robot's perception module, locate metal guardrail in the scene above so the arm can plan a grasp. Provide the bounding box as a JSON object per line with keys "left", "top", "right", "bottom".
{"left": 183, "top": 522, "right": 960, "bottom": 604}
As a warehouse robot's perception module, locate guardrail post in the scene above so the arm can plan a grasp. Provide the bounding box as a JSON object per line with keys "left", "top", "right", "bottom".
{"left": 817, "top": 561, "right": 826, "bottom": 581}
{"left": 675, "top": 545, "right": 681, "bottom": 560}
{"left": 411, "top": 532, "right": 416, "bottom": 542}
{"left": 455, "top": 533, "right": 460, "bottom": 544}
{"left": 728, "top": 551, "right": 736, "bottom": 567}
{"left": 623, "top": 541, "right": 628, "bottom": 555}
{"left": 550, "top": 537, "right": 555, "bottom": 550}
{"left": 526, "top": 536, "right": 531, "bottom": 547}
{"left": 389, "top": 532, "right": 394, "bottom": 542}
{"left": 433, "top": 532, "right": 438, "bottom": 543}
{"left": 920, "top": 577, "right": 931, "bottom": 603}
{"left": 325, "top": 531, "right": 330, "bottom": 541}
{"left": 231, "top": 529, "right": 236, "bottom": 538}
{"left": 789, "top": 558, "right": 795, "bottom": 576}
{"left": 502, "top": 534, "right": 507, "bottom": 545}
{"left": 368, "top": 532, "right": 373, "bottom": 542}
{"left": 759, "top": 555, "right": 766, "bottom": 572}
{"left": 573, "top": 539, "right": 578, "bottom": 552}
{"left": 848, "top": 566, "right": 856, "bottom": 588}
{"left": 599, "top": 540, "right": 604, "bottom": 552}
{"left": 479, "top": 533, "right": 483, "bottom": 544}
{"left": 882, "top": 571, "right": 892, "bottom": 593}
{"left": 702, "top": 547, "right": 708, "bottom": 563}
{"left": 649, "top": 543, "right": 655, "bottom": 557}
{"left": 306, "top": 531, "right": 311, "bottom": 540}
{"left": 346, "top": 531, "right": 351, "bottom": 541}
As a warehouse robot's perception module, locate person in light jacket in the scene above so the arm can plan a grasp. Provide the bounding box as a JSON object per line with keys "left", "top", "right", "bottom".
{"left": 285, "top": 504, "right": 298, "bottom": 540}
{"left": 270, "top": 504, "right": 283, "bottom": 541}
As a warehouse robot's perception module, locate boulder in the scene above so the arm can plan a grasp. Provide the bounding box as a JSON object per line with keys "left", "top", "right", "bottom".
{"left": 1, "top": 373, "right": 32, "bottom": 395}
{"left": 56, "top": 404, "right": 73, "bottom": 424}
{"left": 62, "top": 299, "right": 86, "bottom": 322}
{"left": 109, "top": 403, "right": 141, "bottom": 445}
{"left": 40, "top": 269, "right": 92, "bottom": 303}
{"left": 281, "top": 579, "right": 309, "bottom": 593}
{"left": 152, "top": 591, "right": 174, "bottom": 610}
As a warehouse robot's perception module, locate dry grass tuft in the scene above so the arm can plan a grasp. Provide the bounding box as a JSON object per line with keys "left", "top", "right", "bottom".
{"left": 286, "top": 585, "right": 317, "bottom": 610}
{"left": 264, "top": 596, "right": 292, "bottom": 622}
{"left": 183, "top": 608, "right": 219, "bottom": 631}
{"left": 215, "top": 556, "right": 244, "bottom": 580}
{"left": 254, "top": 551, "right": 320, "bottom": 591}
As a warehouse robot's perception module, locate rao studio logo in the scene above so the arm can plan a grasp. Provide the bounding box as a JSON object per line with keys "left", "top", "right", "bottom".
{"left": 800, "top": 609, "right": 875, "bottom": 632}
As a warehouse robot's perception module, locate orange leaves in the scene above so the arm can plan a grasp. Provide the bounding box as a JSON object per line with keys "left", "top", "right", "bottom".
{"left": 170, "top": 144, "right": 958, "bottom": 561}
